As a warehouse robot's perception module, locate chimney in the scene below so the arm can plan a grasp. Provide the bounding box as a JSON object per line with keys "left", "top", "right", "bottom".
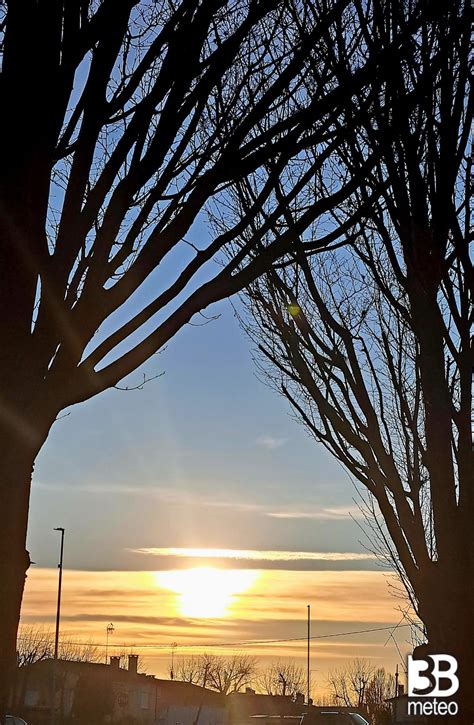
{"left": 128, "top": 654, "right": 138, "bottom": 674}
{"left": 245, "top": 687, "right": 255, "bottom": 695}
{"left": 397, "top": 684, "right": 405, "bottom": 696}
{"left": 110, "top": 656, "right": 120, "bottom": 670}
{"left": 295, "top": 692, "right": 304, "bottom": 705}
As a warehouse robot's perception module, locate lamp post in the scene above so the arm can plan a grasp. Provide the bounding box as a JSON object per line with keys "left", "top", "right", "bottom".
{"left": 105, "top": 623, "right": 115, "bottom": 664}
{"left": 53, "top": 528, "right": 65, "bottom": 659}
{"left": 307, "top": 604, "right": 311, "bottom": 705}
{"left": 51, "top": 527, "right": 65, "bottom": 725}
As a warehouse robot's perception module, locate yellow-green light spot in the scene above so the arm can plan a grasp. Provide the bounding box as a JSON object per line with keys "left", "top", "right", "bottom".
{"left": 287, "top": 303, "right": 301, "bottom": 317}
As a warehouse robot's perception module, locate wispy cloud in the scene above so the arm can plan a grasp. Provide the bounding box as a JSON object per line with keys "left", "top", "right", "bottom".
{"left": 130, "top": 547, "right": 376, "bottom": 562}
{"left": 35, "top": 481, "right": 261, "bottom": 513}
{"left": 256, "top": 435, "right": 287, "bottom": 450}
{"left": 36, "top": 482, "right": 362, "bottom": 522}
{"left": 266, "top": 505, "right": 363, "bottom": 521}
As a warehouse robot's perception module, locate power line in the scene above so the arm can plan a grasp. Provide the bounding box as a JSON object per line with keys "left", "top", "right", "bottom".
{"left": 17, "top": 623, "right": 411, "bottom": 651}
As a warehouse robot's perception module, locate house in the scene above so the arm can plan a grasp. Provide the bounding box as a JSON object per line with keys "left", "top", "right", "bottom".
{"left": 14, "top": 655, "right": 227, "bottom": 725}
{"left": 153, "top": 679, "right": 226, "bottom": 725}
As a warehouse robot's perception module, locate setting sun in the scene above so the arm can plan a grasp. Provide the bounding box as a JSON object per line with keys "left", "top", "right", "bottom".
{"left": 156, "top": 567, "right": 258, "bottom": 618}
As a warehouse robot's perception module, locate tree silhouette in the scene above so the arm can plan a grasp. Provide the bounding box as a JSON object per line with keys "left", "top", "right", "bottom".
{"left": 172, "top": 653, "right": 257, "bottom": 694}
{"left": 365, "top": 668, "right": 394, "bottom": 725}
{"left": 16, "top": 626, "right": 100, "bottom": 669}
{"left": 328, "top": 658, "right": 374, "bottom": 708}
{"left": 244, "top": 1, "right": 472, "bottom": 720}
{"left": 0, "top": 0, "right": 432, "bottom": 720}
{"left": 328, "top": 660, "right": 393, "bottom": 724}
{"left": 258, "top": 659, "right": 306, "bottom": 698}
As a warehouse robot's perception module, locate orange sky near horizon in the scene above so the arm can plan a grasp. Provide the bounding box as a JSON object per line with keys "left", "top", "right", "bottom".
{"left": 20, "top": 565, "right": 410, "bottom": 697}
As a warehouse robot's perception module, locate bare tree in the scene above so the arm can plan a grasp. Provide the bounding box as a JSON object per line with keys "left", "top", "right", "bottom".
{"left": 172, "top": 653, "right": 257, "bottom": 694}
{"left": 16, "top": 626, "right": 101, "bottom": 667}
{"left": 244, "top": 1, "right": 473, "bottom": 720}
{"left": 171, "top": 654, "right": 203, "bottom": 686}
{"left": 328, "top": 658, "right": 373, "bottom": 709}
{"left": 365, "top": 668, "right": 394, "bottom": 725}
{"left": 328, "top": 661, "right": 393, "bottom": 724}
{"left": 259, "top": 659, "right": 306, "bottom": 698}
{"left": 206, "top": 653, "right": 258, "bottom": 695}
{"left": 0, "top": 0, "right": 433, "bottom": 718}
{"left": 58, "top": 637, "right": 101, "bottom": 665}
{"left": 16, "top": 626, "right": 53, "bottom": 669}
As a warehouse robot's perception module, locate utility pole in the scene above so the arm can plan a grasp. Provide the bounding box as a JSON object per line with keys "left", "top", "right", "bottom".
{"left": 394, "top": 663, "right": 399, "bottom": 722}
{"left": 51, "top": 527, "right": 65, "bottom": 725}
{"left": 170, "top": 642, "right": 177, "bottom": 680}
{"left": 307, "top": 604, "right": 311, "bottom": 706}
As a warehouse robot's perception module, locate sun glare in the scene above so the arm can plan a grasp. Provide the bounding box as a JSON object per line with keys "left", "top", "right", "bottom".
{"left": 156, "top": 567, "right": 258, "bottom": 618}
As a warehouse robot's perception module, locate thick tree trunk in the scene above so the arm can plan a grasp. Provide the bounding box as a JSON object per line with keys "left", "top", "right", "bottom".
{"left": 0, "top": 433, "right": 44, "bottom": 725}
{"left": 415, "top": 565, "right": 474, "bottom": 725}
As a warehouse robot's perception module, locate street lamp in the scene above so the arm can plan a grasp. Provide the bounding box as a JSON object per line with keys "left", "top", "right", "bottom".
{"left": 53, "top": 528, "right": 65, "bottom": 659}
{"left": 307, "top": 604, "right": 311, "bottom": 705}
{"left": 105, "top": 623, "right": 115, "bottom": 664}
{"left": 51, "top": 527, "right": 65, "bottom": 725}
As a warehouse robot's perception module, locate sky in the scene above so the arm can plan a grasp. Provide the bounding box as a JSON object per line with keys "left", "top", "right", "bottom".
{"left": 23, "top": 292, "right": 411, "bottom": 696}
{"left": 28, "top": 294, "right": 370, "bottom": 567}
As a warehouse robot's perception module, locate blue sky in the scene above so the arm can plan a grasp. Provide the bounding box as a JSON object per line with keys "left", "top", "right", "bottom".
{"left": 27, "top": 294, "right": 369, "bottom": 572}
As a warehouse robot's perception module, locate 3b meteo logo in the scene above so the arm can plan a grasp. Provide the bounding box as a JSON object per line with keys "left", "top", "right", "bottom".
{"left": 407, "top": 654, "right": 459, "bottom": 717}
